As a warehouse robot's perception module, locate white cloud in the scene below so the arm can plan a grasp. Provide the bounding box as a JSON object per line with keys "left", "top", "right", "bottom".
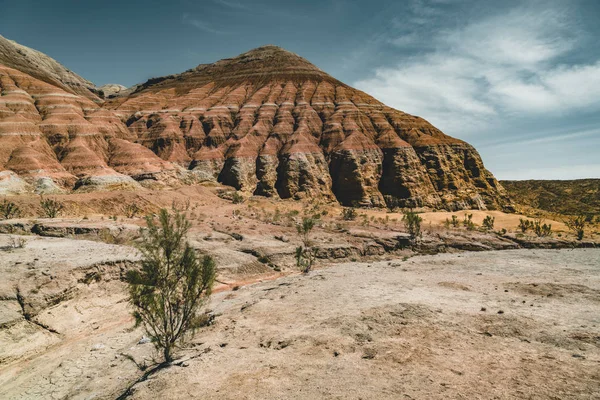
{"left": 355, "top": 4, "right": 600, "bottom": 138}
{"left": 495, "top": 164, "right": 600, "bottom": 181}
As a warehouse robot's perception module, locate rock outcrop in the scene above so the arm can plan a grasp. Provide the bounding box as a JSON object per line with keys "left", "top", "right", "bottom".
{"left": 0, "top": 40, "right": 509, "bottom": 210}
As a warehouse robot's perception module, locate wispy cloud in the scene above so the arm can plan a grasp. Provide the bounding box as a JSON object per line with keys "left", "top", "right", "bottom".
{"left": 212, "top": 0, "right": 248, "bottom": 10}
{"left": 182, "top": 13, "right": 229, "bottom": 34}
{"left": 355, "top": 3, "right": 600, "bottom": 137}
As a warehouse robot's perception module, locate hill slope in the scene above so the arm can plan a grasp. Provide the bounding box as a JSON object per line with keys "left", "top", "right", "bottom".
{"left": 0, "top": 40, "right": 509, "bottom": 210}
{"left": 0, "top": 35, "right": 101, "bottom": 102}
{"left": 501, "top": 179, "right": 600, "bottom": 216}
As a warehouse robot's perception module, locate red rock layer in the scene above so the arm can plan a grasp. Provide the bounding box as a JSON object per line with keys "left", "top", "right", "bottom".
{"left": 0, "top": 64, "right": 172, "bottom": 192}
{"left": 103, "top": 46, "right": 507, "bottom": 209}
{"left": 1, "top": 44, "right": 508, "bottom": 210}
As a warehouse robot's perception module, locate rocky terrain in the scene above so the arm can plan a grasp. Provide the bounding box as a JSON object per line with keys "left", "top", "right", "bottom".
{"left": 0, "top": 184, "right": 598, "bottom": 399}
{"left": 0, "top": 39, "right": 509, "bottom": 210}
{"left": 502, "top": 179, "right": 600, "bottom": 216}
{"left": 1, "top": 229, "right": 598, "bottom": 399}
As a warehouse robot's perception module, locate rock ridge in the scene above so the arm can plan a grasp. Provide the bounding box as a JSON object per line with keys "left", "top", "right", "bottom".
{"left": 0, "top": 40, "right": 510, "bottom": 210}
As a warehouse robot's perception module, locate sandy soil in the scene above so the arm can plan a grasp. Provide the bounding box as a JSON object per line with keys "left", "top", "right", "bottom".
{"left": 1, "top": 242, "right": 599, "bottom": 399}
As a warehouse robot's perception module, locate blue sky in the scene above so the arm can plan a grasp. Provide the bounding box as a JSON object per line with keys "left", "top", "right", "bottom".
{"left": 2, "top": 0, "right": 599, "bottom": 180}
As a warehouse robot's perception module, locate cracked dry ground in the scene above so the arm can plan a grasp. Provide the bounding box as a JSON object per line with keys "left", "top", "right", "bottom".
{"left": 1, "top": 238, "right": 599, "bottom": 399}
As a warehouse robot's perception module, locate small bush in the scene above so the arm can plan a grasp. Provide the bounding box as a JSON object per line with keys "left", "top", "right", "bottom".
{"left": 532, "top": 219, "right": 552, "bottom": 237}
{"left": 296, "top": 217, "right": 317, "bottom": 273}
{"left": 231, "top": 192, "right": 244, "bottom": 204}
{"left": 462, "top": 214, "right": 476, "bottom": 230}
{"left": 126, "top": 209, "right": 215, "bottom": 363}
{"left": 402, "top": 210, "right": 422, "bottom": 242}
{"left": 518, "top": 218, "right": 532, "bottom": 233}
{"left": 0, "top": 199, "right": 21, "bottom": 220}
{"left": 40, "top": 196, "right": 64, "bottom": 218}
{"left": 482, "top": 215, "right": 495, "bottom": 230}
{"left": 341, "top": 207, "right": 358, "bottom": 221}
{"left": 565, "top": 215, "right": 586, "bottom": 240}
{"left": 124, "top": 203, "right": 141, "bottom": 218}
{"left": 447, "top": 215, "right": 460, "bottom": 228}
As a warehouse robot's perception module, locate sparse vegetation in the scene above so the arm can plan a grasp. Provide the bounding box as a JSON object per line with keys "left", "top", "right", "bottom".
{"left": 341, "top": 207, "right": 358, "bottom": 221}
{"left": 463, "top": 214, "right": 476, "bottom": 230}
{"left": 40, "top": 196, "right": 65, "bottom": 218}
{"left": 482, "top": 215, "right": 495, "bottom": 231}
{"left": 231, "top": 191, "right": 244, "bottom": 204}
{"left": 519, "top": 218, "right": 532, "bottom": 233}
{"left": 565, "top": 215, "right": 586, "bottom": 240}
{"left": 532, "top": 219, "right": 552, "bottom": 237}
{"left": 402, "top": 210, "right": 422, "bottom": 242}
{"left": 124, "top": 203, "right": 141, "bottom": 218}
{"left": 126, "top": 209, "right": 215, "bottom": 363}
{"left": 445, "top": 215, "right": 460, "bottom": 228}
{"left": 295, "top": 216, "right": 317, "bottom": 273}
{"left": 0, "top": 198, "right": 21, "bottom": 220}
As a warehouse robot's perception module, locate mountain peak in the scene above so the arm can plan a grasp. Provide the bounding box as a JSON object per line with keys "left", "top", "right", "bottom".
{"left": 130, "top": 45, "right": 332, "bottom": 94}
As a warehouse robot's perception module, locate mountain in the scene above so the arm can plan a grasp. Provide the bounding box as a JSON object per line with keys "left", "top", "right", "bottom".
{"left": 0, "top": 40, "right": 509, "bottom": 210}
{"left": 0, "top": 35, "right": 102, "bottom": 102}
{"left": 501, "top": 179, "right": 600, "bottom": 216}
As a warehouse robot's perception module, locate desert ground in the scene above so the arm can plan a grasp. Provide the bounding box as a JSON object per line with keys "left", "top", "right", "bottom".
{"left": 1, "top": 186, "right": 599, "bottom": 399}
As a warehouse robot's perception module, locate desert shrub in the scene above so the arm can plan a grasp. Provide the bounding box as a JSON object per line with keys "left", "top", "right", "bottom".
{"left": 518, "top": 218, "right": 532, "bottom": 233}
{"left": 402, "top": 210, "right": 422, "bottom": 242}
{"left": 341, "top": 207, "right": 358, "bottom": 221}
{"left": 171, "top": 198, "right": 191, "bottom": 212}
{"left": 565, "top": 215, "right": 586, "bottom": 240}
{"left": 124, "top": 203, "right": 141, "bottom": 218}
{"left": 482, "top": 215, "right": 495, "bottom": 230}
{"left": 532, "top": 219, "right": 552, "bottom": 237}
{"left": 40, "top": 196, "right": 64, "bottom": 218}
{"left": 448, "top": 215, "right": 460, "bottom": 228}
{"left": 231, "top": 191, "right": 244, "bottom": 204}
{"left": 462, "top": 214, "right": 476, "bottom": 230}
{"left": 126, "top": 209, "right": 215, "bottom": 363}
{"left": 0, "top": 199, "right": 21, "bottom": 220}
{"left": 296, "top": 217, "right": 317, "bottom": 273}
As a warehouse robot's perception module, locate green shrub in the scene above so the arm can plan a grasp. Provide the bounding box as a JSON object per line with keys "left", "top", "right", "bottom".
{"left": 126, "top": 209, "right": 215, "bottom": 363}
{"left": 518, "top": 218, "right": 532, "bottom": 233}
{"left": 40, "top": 196, "right": 64, "bottom": 218}
{"left": 482, "top": 215, "right": 495, "bottom": 230}
{"left": 341, "top": 207, "right": 358, "bottom": 221}
{"left": 462, "top": 214, "right": 476, "bottom": 230}
{"left": 231, "top": 191, "right": 244, "bottom": 204}
{"left": 447, "top": 215, "right": 460, "bottom": 228}
{"left": 532, "top": 219, "right": 552, "bottom": 237}
{"left": 565, "top": 215, "right": 586, "bottom": 240}
{"left": 402, "top": 210, "right": 422, "bottom": 242}
{"left": 0, "top": 199, "right": 21, "bottom": 220}
{"left": 296, "top": 217, "right": 317, "bottom": 273}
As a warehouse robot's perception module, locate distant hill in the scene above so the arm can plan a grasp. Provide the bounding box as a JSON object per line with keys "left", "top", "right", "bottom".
{"left": 501, "top": 179, "right": 600, "bottom": 216}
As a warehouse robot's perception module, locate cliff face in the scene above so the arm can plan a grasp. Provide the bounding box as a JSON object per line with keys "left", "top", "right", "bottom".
{"left": 0, "top": 42, "right": 509, "bottom": 210}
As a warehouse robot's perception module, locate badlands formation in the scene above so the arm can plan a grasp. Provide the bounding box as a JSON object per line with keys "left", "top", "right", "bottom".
{"left": 0, "top": 37, "right": 509, "bottom": 210}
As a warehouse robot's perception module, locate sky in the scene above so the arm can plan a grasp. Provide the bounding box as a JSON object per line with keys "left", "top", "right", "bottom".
{"left": 2, "top": 0, "right": 599, "bottom": 180}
